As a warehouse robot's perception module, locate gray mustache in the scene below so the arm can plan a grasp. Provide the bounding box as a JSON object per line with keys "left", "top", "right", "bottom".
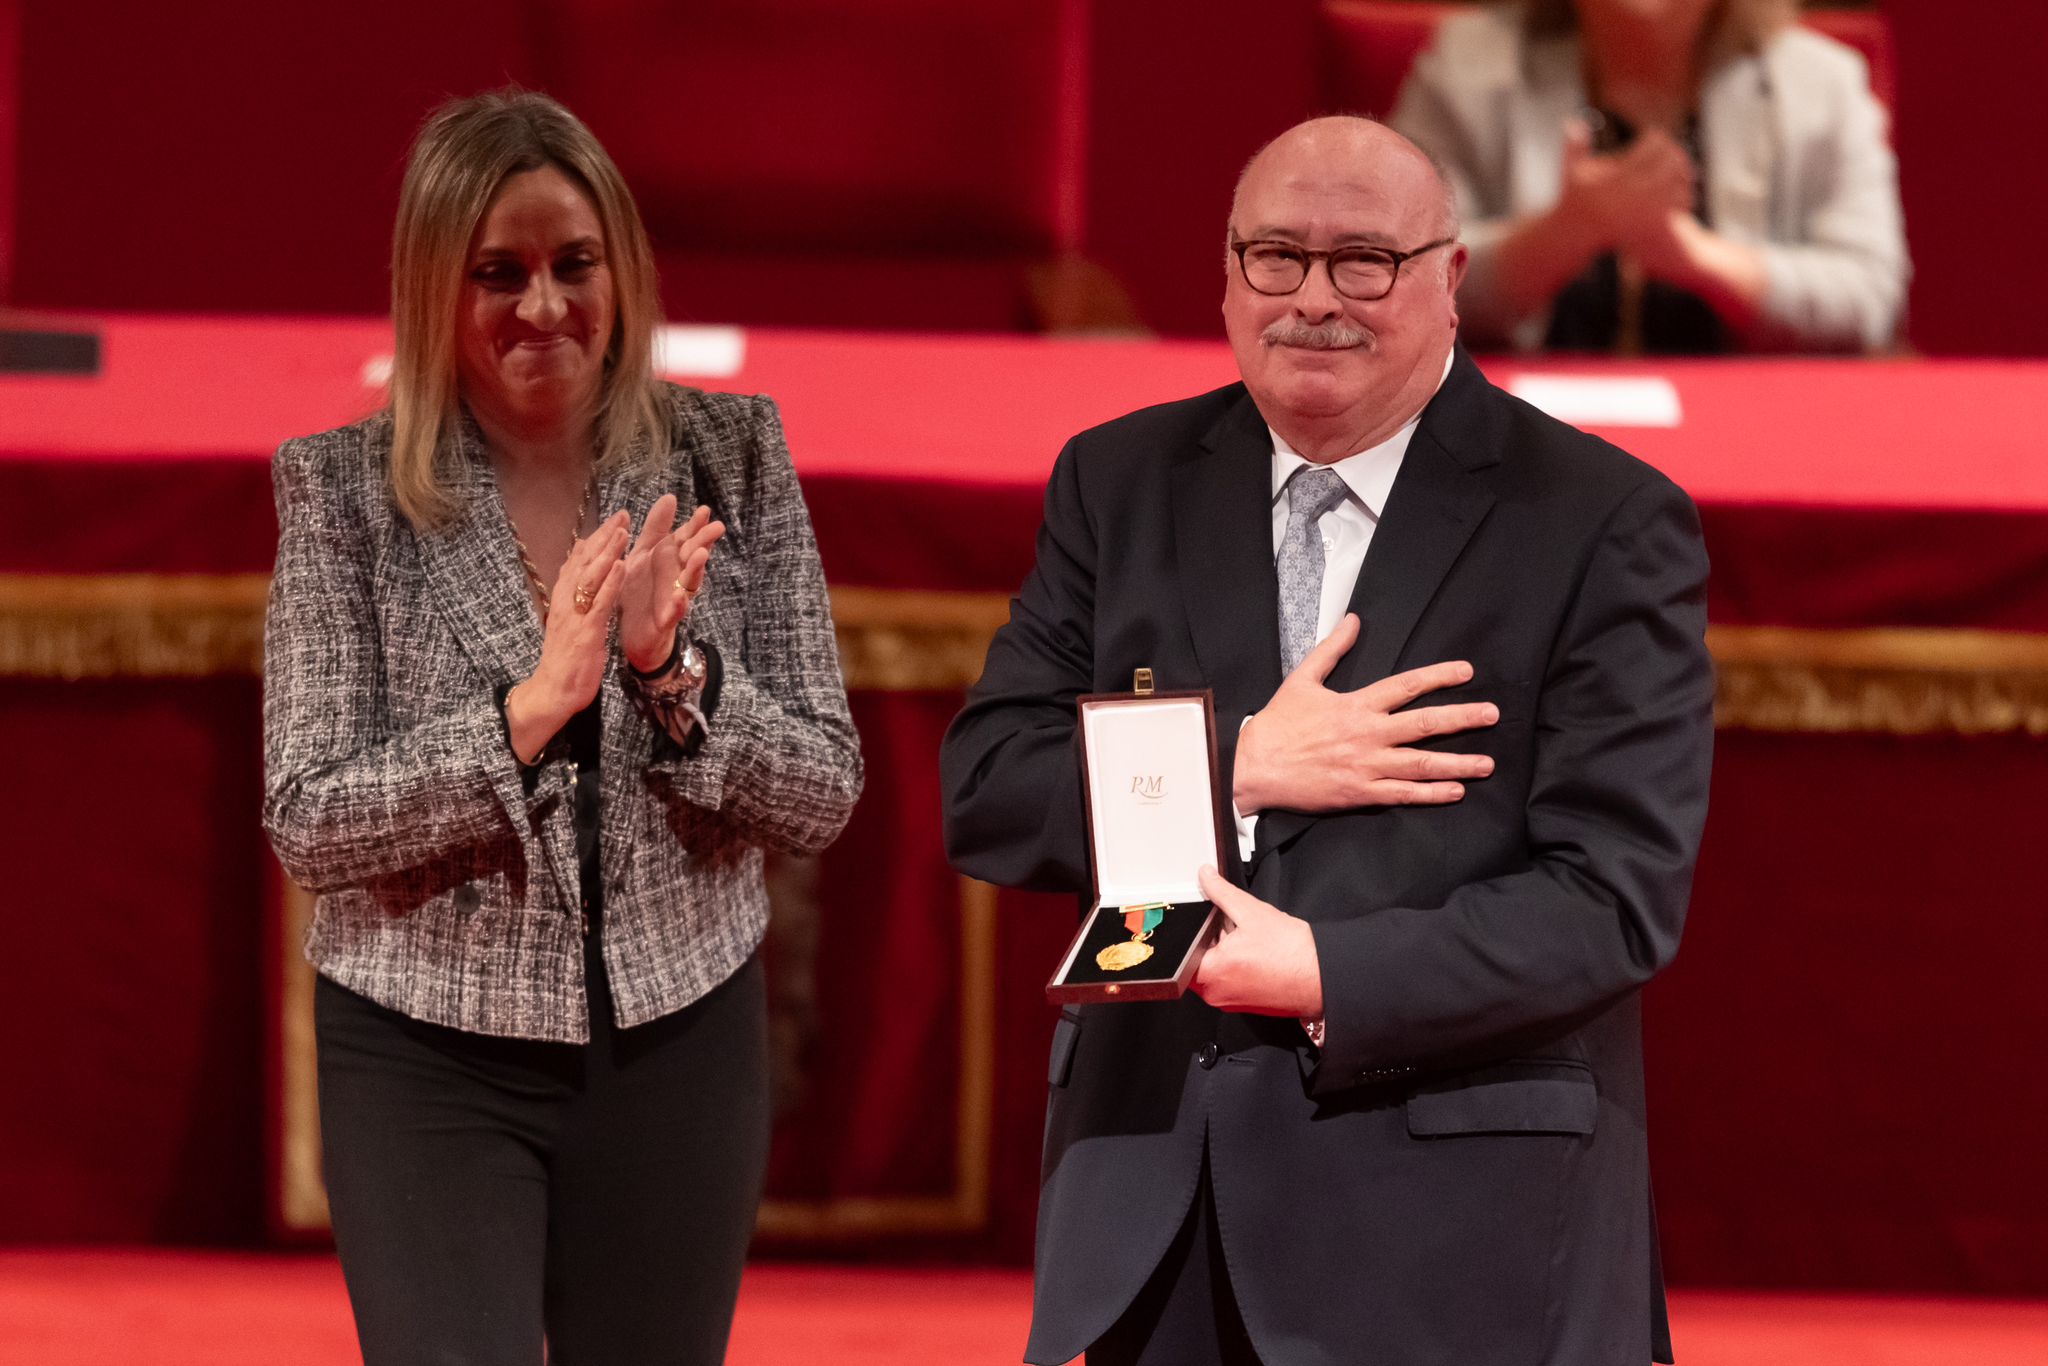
{"left": 1261, "top": 319, "right": 1375, "bottom": 350}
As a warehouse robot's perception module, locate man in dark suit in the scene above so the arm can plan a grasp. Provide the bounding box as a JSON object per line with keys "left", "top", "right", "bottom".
{"left": 941, "top": 117, "right": 1712, "bottom": 1365}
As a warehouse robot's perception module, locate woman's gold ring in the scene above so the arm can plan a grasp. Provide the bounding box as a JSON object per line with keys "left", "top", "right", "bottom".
{"left": 573, "top": 583, "right": 596, "bottom": 613}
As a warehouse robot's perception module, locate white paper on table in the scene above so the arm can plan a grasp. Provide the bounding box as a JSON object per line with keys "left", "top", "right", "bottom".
{"left": 1507, "top": 374, "right": 1683, "bottom": 428}
{"left": 1081, "top": 697, "right": 1215, "bottom": 909}
{"left": 653, "top": 325, "right": 747, "bottom": 379}
{"left": 358, "top": 325, "right": 748, "bottom": 390}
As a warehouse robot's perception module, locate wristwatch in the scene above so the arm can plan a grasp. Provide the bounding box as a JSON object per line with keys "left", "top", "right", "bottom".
{"left": 622, "top": 633, "right": 720, "bottom": 754}
{"left": 628, "top": 634, "right": 704, "bottom": 688}
{"left": 675, "top": 638, "right": 708, "bottom": 690}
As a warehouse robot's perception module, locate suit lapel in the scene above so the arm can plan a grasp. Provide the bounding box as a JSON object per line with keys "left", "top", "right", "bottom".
{"left": 1173, "top": 389, "right": 1283, "bottom": 723}
{"left": 1325, "top": 355, "right": 1499, "bottom": 694}
{"left": 1255, "top": 348, "right": 1503, "bottom": 861}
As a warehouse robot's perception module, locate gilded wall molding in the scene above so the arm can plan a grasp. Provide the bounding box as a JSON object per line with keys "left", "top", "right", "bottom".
{"left": 0, "top": 575, "right": 1007, "bottom": 693}
{"left": 6, "top": 575, "right": 2048, "bottom": 736}
{"left": 0, "top": 573, "right": 268, "bottom": 679}
{"left": 1708, "top": 624, "right": 2048, "bottom": 737}
{"left": 826, "top": 585, "right": 1011, "bottom": 692}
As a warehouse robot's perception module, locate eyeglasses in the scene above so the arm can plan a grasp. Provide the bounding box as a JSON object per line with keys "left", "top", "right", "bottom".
{"left": 1229, "top": 235, "right": 1457, "bottom": 301}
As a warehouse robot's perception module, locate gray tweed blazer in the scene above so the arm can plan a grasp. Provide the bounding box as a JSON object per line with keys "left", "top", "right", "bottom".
{"left": 262, "top": 384, "right": 862, "bottom": 1042}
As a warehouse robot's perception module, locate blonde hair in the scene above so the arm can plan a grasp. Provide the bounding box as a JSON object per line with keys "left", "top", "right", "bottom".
{"left": 1524, "top": 0, "right": 1800, "bottom": 53}
{"left": 388, "top": 87, "right": 666, "bottom": 530}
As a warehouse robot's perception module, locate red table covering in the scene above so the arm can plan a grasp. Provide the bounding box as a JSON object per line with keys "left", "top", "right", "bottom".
{"left": 12, "top": 316, "right": 2048, "bottom": 631}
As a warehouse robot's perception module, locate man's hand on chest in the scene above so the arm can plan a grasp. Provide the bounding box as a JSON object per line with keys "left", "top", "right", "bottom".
{"left": 1232, "top": 613, "right": 1501, "bottom": 817}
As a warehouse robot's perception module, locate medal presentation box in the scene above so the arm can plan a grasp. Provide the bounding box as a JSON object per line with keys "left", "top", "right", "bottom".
{"left": 1048, "top": 682, "right": 1227, "bottom": 1004}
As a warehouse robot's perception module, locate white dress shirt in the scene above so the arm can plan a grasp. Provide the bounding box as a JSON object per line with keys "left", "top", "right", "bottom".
{"left": 1234, "top": 358, "right": 1451, "bottom": 862}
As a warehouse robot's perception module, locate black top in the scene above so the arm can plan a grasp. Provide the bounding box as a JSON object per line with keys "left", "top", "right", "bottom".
{"left": 494, "top": 640, "right": 726, "bottom": 1004}
{"left": 1544, "top": 108, "right": 1731, "bottom": 355}
{"left": 563, "top": 699, "right": 604, "bottom": 933}
{"left": 492, "top": 687, "right": 606, "bottom": 941}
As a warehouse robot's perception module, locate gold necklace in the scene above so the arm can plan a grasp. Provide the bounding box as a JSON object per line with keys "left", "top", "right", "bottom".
{"left": 506, "top": 474, "right": 596, "bottom": 620}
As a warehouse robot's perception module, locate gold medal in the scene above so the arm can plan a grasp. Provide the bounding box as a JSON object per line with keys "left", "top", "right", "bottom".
{"left": 1096, "top": 939, "right": 1156, "bottom": 972}
{"left": 1095, "top": 902, "right": 1169, "bottom": 972}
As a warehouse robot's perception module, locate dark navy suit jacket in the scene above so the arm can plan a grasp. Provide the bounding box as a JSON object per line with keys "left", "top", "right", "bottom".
{"left": 941, "top": 348, "right": 1711, "bottom": 1365}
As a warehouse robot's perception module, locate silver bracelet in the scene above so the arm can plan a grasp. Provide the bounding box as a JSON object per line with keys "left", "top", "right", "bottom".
{"left": 621, "top": 638, "right": 710, "bottom": 740}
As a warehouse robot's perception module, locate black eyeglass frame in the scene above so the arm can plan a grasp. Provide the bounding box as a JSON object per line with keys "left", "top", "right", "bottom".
{"left": 1228, "top": 235, "right": 1458, "bottom": 301}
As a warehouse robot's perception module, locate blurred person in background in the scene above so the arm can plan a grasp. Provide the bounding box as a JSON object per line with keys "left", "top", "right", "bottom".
{"left": 1392, "top": 0, "right": 1907, "bottom": 353}
{"left": 263, "top": 89, "right": 861, "bottom": 1366}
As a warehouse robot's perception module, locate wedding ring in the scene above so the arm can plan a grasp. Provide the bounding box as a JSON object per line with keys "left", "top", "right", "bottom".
{"left": 573, "top": 583, "right": 596, "bottom": 613}
{"left": 673, "top": 577, "right": 684, "bottom": 592}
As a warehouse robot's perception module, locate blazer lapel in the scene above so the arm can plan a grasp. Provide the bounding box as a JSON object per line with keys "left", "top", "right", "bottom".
{"left": 1506, "top": 37, "right": 1582, "bottom": 219}
{"left": 414, "top": 422, "right": 580, "bottom": 911}
{"left": 416, "top": 424, "right": 545, "bottom": 692}
{"left": 1325, "top": 352, "right": 1499, "bottom": 694}
{"left": 1255, "top": 349, "right": 1502, "bottom": 861}
{"left": 1173, "top": 389, "right": 1283, "bottom": 723}
{"left": 1700, "top": 48, "right": 1775, "bottom": 242}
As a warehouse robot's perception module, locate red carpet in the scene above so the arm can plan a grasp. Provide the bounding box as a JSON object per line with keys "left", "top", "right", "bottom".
{"left": 3, "top": 1251, "right": 2046, "bottom": 1365}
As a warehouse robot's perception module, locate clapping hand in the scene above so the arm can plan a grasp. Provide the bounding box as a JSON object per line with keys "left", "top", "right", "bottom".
{"left": 1232, "top": 614, "right": 1499, "bottom": 816}
{"left": 619, "top": 494, "right": 727, "bottom": 672}
{"left": 1557, "top": 117, "right": 1697, "bottom": 253}
{"left": 1627, "top": 205, "right": 1770, "bottom": 320}
{"left": 504, "top": 511, "right": 631, "bottom": 762}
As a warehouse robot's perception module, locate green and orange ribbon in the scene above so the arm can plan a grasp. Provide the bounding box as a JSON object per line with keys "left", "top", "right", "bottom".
{"left": 1121, "top": 903, "right": 1168, "bottom": 936}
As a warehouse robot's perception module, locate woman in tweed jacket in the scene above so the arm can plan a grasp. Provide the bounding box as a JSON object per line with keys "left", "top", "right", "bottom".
{"left": 262, "top": 90, "right": 861, "bottom": 1365}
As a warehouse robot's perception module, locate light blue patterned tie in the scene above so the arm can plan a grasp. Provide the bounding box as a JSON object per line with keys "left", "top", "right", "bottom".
{"left": 1276, "top": 466, "right": 1350, "bottom": 674}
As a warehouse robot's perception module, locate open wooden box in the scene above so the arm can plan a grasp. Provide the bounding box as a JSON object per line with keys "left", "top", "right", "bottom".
{"left": 1047, "top": 679, "right": 1226, "bottom": 1004}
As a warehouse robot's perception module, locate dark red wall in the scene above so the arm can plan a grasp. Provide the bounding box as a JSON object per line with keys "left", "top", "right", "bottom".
{"left": 1883, "top": 0, "right": 2048, "bottom": 356}
{"left": 1079, "top": 0, "right": 1320, "bottom": 339}
{"left": 12, "top": 1, "right": 2048, "bottom": 353}
{"left": 1, "top": 0, "right": 20, "bottom": 299}
{"left": 11, "top": 0, "right": 535, "bottom": 315}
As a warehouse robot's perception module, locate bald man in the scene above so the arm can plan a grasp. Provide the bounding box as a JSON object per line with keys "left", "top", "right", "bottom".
{"left": 943, "top": 117, "right": 1711, "bottom": 1366}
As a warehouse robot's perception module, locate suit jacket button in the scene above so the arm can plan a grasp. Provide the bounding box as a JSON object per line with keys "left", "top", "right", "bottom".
{"left": 1197, "top": 1043, "right": 1220, "bottom": 1070}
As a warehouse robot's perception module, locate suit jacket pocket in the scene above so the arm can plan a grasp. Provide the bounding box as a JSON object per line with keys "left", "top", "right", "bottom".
{"left": 1048, "top": 1009, "right": 1083, "bottom": 1088}
{"left": 1406, "top": 1060, "right": 1596, "bottom": 1137}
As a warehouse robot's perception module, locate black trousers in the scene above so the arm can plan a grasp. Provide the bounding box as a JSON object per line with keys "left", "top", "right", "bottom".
{"left": 315, "top": 941, "right": 769, "bottom": 1366}
{"left": 1086, "top": 1147, "right": 1265, "bottom": 1366}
